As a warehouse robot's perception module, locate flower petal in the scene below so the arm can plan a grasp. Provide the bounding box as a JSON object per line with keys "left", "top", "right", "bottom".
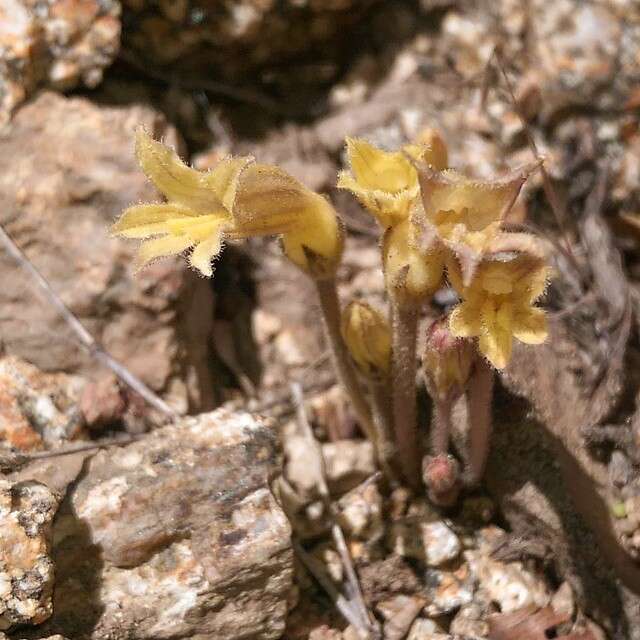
{"left": 112, "top": 203, "right": 197, "bottom": 238}
{"left": 344, "top": 137, "right": 417, "bottom": 193}
{"left": 135, "top": 235, "right": 193, "bottom": 270}
{"left": 449, "top": 302, "right": 482, "bottom": 338}
{"left": 417, "top": 164, "right": 533, "bottom": 231}
{"left": 189, "top": 229, "right": 225, "bottom": 277}
{"left": 202, "top": 155, "right": 254, "bottom": 212}
{"left": 337, "top": 172, "right": 414, "bottom": 227}
{"left": 513, "top": 307, "right": 548, "bottom": 344}
{"left": 135, "top": 128, "right": 224, "bottom": 213}
{"left": 478, "top": 325, "right": 513, "bottom": 369}
{"left": 232, "top": 164, "right": 321, "bottom": 236}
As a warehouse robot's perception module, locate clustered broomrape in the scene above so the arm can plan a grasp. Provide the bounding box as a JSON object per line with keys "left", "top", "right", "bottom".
{"left": 113, "top": 127, "right": 550, "bottom": 495}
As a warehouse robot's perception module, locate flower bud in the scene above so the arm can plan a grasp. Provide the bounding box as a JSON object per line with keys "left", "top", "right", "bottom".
{"left": 341, "top": 301, "right": 391, "bottom": 379}
{"left": 423, "top": 454, "right": 460, "bottom": 507}
{"left": 423, "top": 317, "right": 473, "bottom": 402}
{"left": 281, "top": 194, "right": 344, "bottom": 279}
{"left": 383, "top": 219, "right": 444, "bottom": 305}
{"left": 413, "top": 127, "right": 448, "bottom": 171}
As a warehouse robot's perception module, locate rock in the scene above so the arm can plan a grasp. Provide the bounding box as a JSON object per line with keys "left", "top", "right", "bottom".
{"left": 337, "top": 480, "right": 383, "bottom": 542}
{"left": 467, "top": 552, "right": 550, "bottom": 614}
{"left": 423, "top": 562, "right": 475, "bottom": 616}
{"left": 0, "top": 92, "right": 216, "bottom": 413}
{"left": 0, "top": 0, "right": 120, "bottom": 123}
{"left": 0, "top": 479, "right": 59, "bottom": 630}
{"left": 407, "top": 618, "right": 448, "bottom": 640}
{"left": 0, "top": 356, "right": 85, "bottom": 451}
{"left": 38, "top": 408, "right": 293, "bottom": 639}
{"left": 386, "top": 500, "right": 460, "bottom": 567}
{"left": 321, "top": 440, "right": 376, "bottom": 495}
{"left": 377, "top": 594, "right": 426, "bottom": 640}
{"left": 550, "top": 581, "right": 575, "bottom": 619}
{"left": 449, "top": 603, "right": 490, "bottom": 638}
{"left": 121, "top": 0, "right": 377, "bottom": 88}
{"left": 421, "top": 521, "right": 462, "bottom": 567}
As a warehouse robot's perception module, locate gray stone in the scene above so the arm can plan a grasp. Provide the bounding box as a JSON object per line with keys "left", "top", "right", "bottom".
{"left": 37, "top": 409, "right": 293, "bottom": 639}
{"left": 0, "top": 479, "right": 58, "bottom": 630}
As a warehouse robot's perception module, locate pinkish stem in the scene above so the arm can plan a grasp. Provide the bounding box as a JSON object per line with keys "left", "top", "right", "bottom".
{"left": 464, "top": 356, "right": 495, "bottom": 485}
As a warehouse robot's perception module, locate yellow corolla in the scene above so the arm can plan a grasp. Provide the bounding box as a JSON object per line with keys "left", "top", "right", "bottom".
{"left": 447, "top": 253, "right": 550, "bottom": 369}
{"left": 338, "top": 134, "right": 448, "bottom": 229}
{"left": 383, "top": 218, "right": 445, "bottom": 304}
{"left": 341, "top": 301, "right": 391, "bottom": 379}
{"left": 112, "top": 128, "right": 342, "bottom": 278}
{"left": 414, "top": 162, "right": 536, "bottom": 285}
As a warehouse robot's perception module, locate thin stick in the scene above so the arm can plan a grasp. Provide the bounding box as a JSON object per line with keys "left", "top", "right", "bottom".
{"left": 492, "top": 50, "right": 582, "bottom": 277}
{"left": 0, "top": 223, "right": 178, "bottom": 419}
{"left": 390, "top": 301, "right": 421, "bottom": 488}
{"left": 0, "top": 435, "right": 141, "bottom": 472}
{"left": 314, "top": 278, "right": 376, "bottom": 442}
{"left": 290, "top": 383, "right": 379, "bottom": 639}
{"left": 464, "top": 357, "right": 495, "bottom": 486}
{"left": 293, "top": 541, "right": 370, "bottom": 639}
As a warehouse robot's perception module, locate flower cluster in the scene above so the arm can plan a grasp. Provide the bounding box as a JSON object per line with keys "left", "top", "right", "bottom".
{"left": 113, "top": 128, "right": 342, "bottom": 279}
{"left": 113, "top": 125, "right": 552, "bottom": 490}
{"left": 338, "top": 134, "right": 549, "bottom": 369}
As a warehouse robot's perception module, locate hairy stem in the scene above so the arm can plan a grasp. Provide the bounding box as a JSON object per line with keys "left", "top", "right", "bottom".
{"left": 390, "top": 300, "right": 421, "bottom": 487}
{"left": 431, "top": 398, "right": 453, "bottom": 457}
{"left": 314, "top": 277, "right": 376, "bottom": 444}
{"left": 368, "top": 379, "right": 398, "bottom": 483}
{"left": 464, "top": 356, "right": 495, "bottom": 485}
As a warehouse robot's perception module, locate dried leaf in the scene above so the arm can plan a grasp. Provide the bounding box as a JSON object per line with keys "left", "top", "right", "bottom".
{"left": 489, "top": 605, "right": 581, "bottom": 640}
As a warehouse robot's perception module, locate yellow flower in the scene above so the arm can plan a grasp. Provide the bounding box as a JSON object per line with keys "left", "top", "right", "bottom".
{"left": 383, "top": 218, "right": 445, "bottom": 304}
{"left": 338, "top": 135, "right": 448, "bottom": 229}
{"left": 447, "top": 253, "right": 550, "bottom": 369}
{"left": 113, "top": 128, "right": 342, "bottom": 278}
{"left": 341, "top": 301, "right": 391, "bottom": 379}
{"left": 413, "top": 162, "right": 537, "bottom": 286}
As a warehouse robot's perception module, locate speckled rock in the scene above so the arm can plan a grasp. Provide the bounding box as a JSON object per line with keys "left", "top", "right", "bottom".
{"left": 322, "top": 440, "right": 376, "bottom": 495}
{"left": 40, "top": 409, "right": 293, "bottom": 639}
{"left": 466, "top": 551, "right": 550, "bottom": 614}
{"left": 386, "top": 499, "right": 460, "bottom": 567}
{"left": 0, "top": 92, "right": 216, "bottom": 413}
{"left": 423, "top": 562, "right": 475, "bottom": 616}
{"left": 407, "top": 618, "right": 450, "bottom": 640}
{"left": 421, "top": 521, "right": 461, "bottom": 567}
{"left": 0, "top": 479, "right": 59, "bottom": 630}
{"left": 0, "top": 356, "right": 85, "bottom": 451}
{"left": 337, "top": 480, "right": 383, "bottom": 542}
{"left": 0, "top": 0, "right": 120, "bottom": 123}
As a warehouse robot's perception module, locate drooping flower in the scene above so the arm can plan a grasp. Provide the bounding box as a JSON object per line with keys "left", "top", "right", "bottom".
{"left": 447, "top": 249, "right": 550, "bottom": 369}
{"left": 338, "top": 133, "right": 448, "bottom": 229}
{"left": 113, "top": 128, "right": 343, "bottom": 278}
{"left": 412, "top": 161, "right": 539, "bottom": 286}
{"left": 341, "top": 301, "right": 391, "bottom": 379}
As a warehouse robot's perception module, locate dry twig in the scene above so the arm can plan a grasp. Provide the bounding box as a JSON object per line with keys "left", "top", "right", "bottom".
{"left": 290, "top": 382, "right": 380, "bottom": 639}
{"left": 0, "top": 223, "right": 178, "bottom": 419}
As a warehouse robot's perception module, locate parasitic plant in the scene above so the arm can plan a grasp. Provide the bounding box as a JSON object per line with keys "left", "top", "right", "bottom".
{"left": 114, "top": 125, "right": 551, "bottom": 498}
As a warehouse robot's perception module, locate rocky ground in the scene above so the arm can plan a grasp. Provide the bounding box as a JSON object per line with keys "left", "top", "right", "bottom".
{"left": 1, "top": 0, "right": 640, "bottom": 639}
